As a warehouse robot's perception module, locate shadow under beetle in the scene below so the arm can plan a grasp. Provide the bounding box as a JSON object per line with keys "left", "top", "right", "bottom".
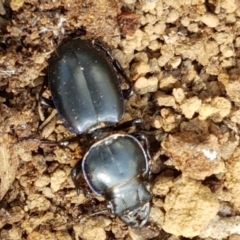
{"left": 43, "top": 38, "right": 152, "bottom": 227}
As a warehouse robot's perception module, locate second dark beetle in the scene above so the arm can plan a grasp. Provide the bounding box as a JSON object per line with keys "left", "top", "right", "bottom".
{"left": 48, "top": 38, "right": 132, "bottom": 134}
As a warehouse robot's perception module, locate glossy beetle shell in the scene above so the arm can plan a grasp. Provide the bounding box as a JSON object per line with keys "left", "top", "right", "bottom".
{"left": 81, "top": 134, "right": 152, "bottom": 227}
{"left": 48, "top": 38, "right": 124, "bottom": 134}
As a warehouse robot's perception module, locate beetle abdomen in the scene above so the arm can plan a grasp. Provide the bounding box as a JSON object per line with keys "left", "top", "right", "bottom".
{"left": 48, "top": 39, "right": 124, "bottom": 134}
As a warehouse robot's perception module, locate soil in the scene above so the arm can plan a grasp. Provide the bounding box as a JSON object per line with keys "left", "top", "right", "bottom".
{"left": 1, "top": 0, "right": 240, "bottom": 239}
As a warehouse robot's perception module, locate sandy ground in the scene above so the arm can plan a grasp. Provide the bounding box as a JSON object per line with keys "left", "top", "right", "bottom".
{"left": 1, "top": 0, "right": 240, "bottom": 239}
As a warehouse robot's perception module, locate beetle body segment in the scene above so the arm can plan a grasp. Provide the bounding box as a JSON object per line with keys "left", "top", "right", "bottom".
{"left": 48, "top": 39, "right": 124, "bottom": 134}
{"left": 81, "top": 134, "right": 152, "bottom": 227}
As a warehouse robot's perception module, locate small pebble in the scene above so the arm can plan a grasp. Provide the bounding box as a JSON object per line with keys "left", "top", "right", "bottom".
{"left": 200, "top": 13, "right": 219, "bottom": 28}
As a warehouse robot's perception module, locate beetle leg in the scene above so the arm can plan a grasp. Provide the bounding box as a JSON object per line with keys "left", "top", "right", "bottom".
{"left": 93, "top": 41, "right": 133, "bottom": 99}
{"left": 88, "top": 200, "right": 112, "bottom": 217}
{"left": 132, "top": 132, "right": 151, "bottom": 160}
{"left": 37, "top": 136, "right": 79, "bottom": 147}
{"left": 72, "top": 162, "right": 100, "bottom": 209}
{"left": 71, "top": 160, "right": 84, "bottom": 195}
{"left": 38, "top": 75, "right": 55, "bottom": 109}
{"left": 131, "top": 132, "right": 152, "bottom": 180}
{"left": 39, "top": 96, "right": 55, "bottom": 108}
{"left": 39, "top": 75, "right": 48, "bottom": 95}
{"left": 57, "top": 136, "right": 79, "bottom": 146}
{"left": 24, "top": 137, "right": 68, "bottom": 147}
{"left": 112, "top": 59, "right": 133, "bottom": 99}
{"left": 114, "top": 118, "right": 143, "bottom": 130}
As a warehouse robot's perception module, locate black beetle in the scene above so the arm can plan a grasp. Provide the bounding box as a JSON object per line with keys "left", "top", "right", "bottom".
{"left": 42, "top": 38, "right": 152, "bottom": 227}
{"left": 71, "top": 133, "right": 152, "bottom": 228}
{"left": 46, "top": 38, "right": 133, "bottom": 134}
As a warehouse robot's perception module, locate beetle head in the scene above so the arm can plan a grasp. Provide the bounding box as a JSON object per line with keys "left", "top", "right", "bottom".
{"left": 106, "top": 179, "right": 152, "bottom": 227}
{"left": 119, "top": 202, "right": 150, "bottom": 228}
{"left": 107, "top": 199, "right": 151, "bottom": 228}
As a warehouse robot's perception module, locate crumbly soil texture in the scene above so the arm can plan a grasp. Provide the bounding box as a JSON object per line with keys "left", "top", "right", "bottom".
{"left": 1, "top": 0, "right": 240, "bottom": 239}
